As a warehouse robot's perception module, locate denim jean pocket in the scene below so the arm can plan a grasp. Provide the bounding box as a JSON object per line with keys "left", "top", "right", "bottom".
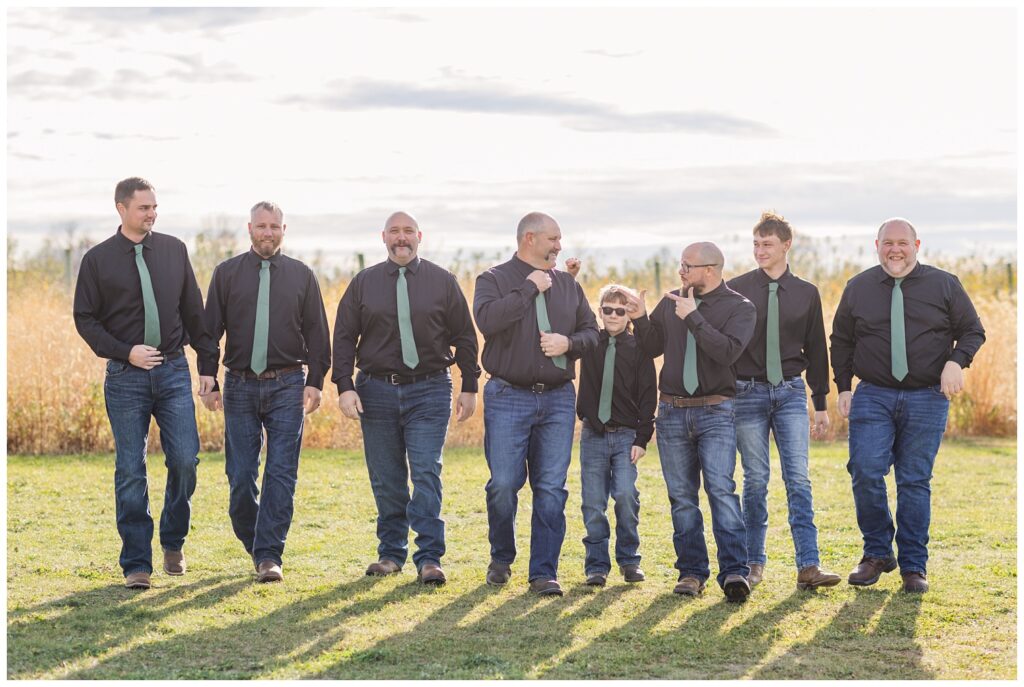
{"left": 280, "top": 369, "right": 307, "bottom": 388}
{"left": 354, "top": 371, "right": 369, "bottom": 389}
{"left": 928, "top": 385, "right": 948, "bottom": 398}
{"left": 106, "top": 360, "right": 130, "bottom": 377}
{"left": 735, "top": 380, "right": 753, "bottom": 397}
{"left": 707, "top": 400, "right": 735, "bottom": 417}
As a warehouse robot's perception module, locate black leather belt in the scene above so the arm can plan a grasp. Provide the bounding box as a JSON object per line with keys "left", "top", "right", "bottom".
{"left": 367, "top": 369, "right": 448, "bottom": 385}
{"left": 604, "top": 423, "right": 625, "bottom": 432}
{"left": 493, "top": 377, "right": 569, "bottom": 393}
{"left": 228, "top": 364, "right": 303, "bottom": 381}
{"left": 162, "top": 349, "right": 184, "bottom": 360}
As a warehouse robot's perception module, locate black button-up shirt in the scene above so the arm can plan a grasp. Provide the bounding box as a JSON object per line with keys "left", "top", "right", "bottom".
{"left": 204, "top": 249, "right": 332, "bottom": 390}
{"left": 332, "top": 256, "right": 481, "bottom": 394}
{"left": 473, "top": 254, "right": 599, "bottom": 386}
{"left": 577, "top": 329, "right": 658, "bottom": 449}
{"left": 727, "top": 266, "right": 830, "bottom": 411}
{"left": 73, "top": 226, "right": 217, "bottom": 373}
{"left": 830, "top": 263, "right": 986, "bottom": 392}
{"left": 634, "top": 281, "right": 756, "bottom": 397}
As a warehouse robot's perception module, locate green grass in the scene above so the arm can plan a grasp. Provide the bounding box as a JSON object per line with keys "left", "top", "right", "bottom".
{"left": 7, "top": 438, "right": 1016, "bottom": 679}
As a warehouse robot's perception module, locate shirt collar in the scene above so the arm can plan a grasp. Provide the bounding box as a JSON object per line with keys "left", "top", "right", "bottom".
{"left": 246, "top": 247, "right": 281, "bottom": 267}
{"left": 386, "top": 256, "right": 421, "bottom": 275}
{"left": 510, "top": 252, "right": 541, "bottom": 279}
{"left": 757, "top": 265, "right": 793, "bottom": 290}
{"left": 876, "top": 261, "right": 923, "bottom": 283}
{"left": 115, "top": 225, "right": 153, "bottom": 253}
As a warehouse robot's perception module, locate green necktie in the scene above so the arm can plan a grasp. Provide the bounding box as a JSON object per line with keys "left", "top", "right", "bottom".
{"left": 250, "top": 259, "right": 270, "bottom": 375}
{"left": 536, "top": 291, "right": 567, "bottom": 370}
{"left": 397, "top": 266, "right": 419, "bottom": 369}
{"left": 134, "top": 244, "right": 160, "bottom": 348}
{"left": 891, "top": 277, "right": 908, "bottom": 381}
{"left": 766, "top": 282, "right": 783, "bottom": 385}
{"left": 598, "top": 334, "right": 616, "bottom": 423}
{"left": 683, "top": 297, "right": 702, "bottom": 394}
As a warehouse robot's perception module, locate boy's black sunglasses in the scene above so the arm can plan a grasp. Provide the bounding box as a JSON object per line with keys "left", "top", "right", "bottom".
{"left": 601, "top": 306, "right": 627, "bottom": 316}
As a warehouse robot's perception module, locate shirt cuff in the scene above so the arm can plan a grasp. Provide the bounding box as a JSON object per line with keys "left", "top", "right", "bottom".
{"left": 305, "top": 368, "right": 325, "bottom": 391}
{"left": 948, "top": 350, "right": 970, "bottom": 369}
{"left": 336, "top": 377, "right": 355, "bottom": 394}
{"left": 811, "top": 394, "right": 827, "bottom": 412}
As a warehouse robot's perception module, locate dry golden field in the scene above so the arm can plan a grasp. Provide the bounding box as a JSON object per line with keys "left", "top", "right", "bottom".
{"left": 6, "top": 254, "right": 1016, "bottom": 454}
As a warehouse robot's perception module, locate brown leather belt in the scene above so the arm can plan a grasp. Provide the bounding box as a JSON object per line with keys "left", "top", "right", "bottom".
{"left": 660, "top": 393, "right": 730, "bottom": 408}
{"left": 228, "top": 364, "right": 304, "bottom": 381}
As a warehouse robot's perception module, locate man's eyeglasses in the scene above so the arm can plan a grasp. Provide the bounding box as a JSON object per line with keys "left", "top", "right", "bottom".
{"left": 601, "top": 306, "right": 627, "bottom": 316}
{"left": 680, "top": 263, "right": 719, "bottom": 273}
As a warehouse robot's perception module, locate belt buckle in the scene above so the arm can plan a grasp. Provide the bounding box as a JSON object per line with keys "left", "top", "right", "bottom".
{"left": 531, "top": 383, "right": 546, "bottom": 393}
{"left": 388, "top": 373, "right": 401, "bottom": 385}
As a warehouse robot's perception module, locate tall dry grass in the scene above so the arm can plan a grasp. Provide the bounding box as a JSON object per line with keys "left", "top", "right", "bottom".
{"left": 6, "top": 256, "right": 1016, "bottom": 454}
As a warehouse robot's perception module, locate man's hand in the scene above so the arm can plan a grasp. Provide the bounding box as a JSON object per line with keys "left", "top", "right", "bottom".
{"left": 303, "top": 386, "right": 322, "bottom": 415}
{"left": 939, "top": 360, "right": 964, "bottom": 399}
{"left": 527, "top": 270, "right": 553, "bottom": 293}
{"left": 455, "top": 392, "right": 477, "bottom": 422}
{"left": 630, "top": 446, "right": 646, "bottom": 464}
{"left": 811, "top": 410, "right": 830, "bottom": 439}
{"left": 200, "top": 391, "right": 222, "bottom": 412}
{"left": 564, "top": 257, "right": 581, "bottom": 279}
{"left": 338, "top": 390, "right": 363, "bottom": 419}
{"left": 540, "top": 332, "right": 570, "bottom": 357}
{"left": 198, "top": 375, "right": 216, "bottom": 396}
{"left": 128, "top": 345, "right": 163, "bottom": 370}
{"left": 665, "top": 287, "right": 698, "bottom": 320}
{"left": 622, "top": 288, "right": 648, "bottom": 320}
{"left": 838, "top": 391, "right": 852, "bottom": 418}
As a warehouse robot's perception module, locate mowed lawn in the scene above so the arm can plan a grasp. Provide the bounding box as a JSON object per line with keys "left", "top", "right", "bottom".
{"left": 7, "top": 438, "right": 1016, "bottom": 679}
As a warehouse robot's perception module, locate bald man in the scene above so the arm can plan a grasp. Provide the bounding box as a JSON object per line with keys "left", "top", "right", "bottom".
{"left": 831, "top": 219, "right": 985, "bottom": 593}
{"left": 624, "top": 241, "right": 756, "bottom": 601}
{"left": 333, "top": 211, "right": 481, "bottom": 585}
{"left": 474, "top": 212, "right": 598, "bottom": 596}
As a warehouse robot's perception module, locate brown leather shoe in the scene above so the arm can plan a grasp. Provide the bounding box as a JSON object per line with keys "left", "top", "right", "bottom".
{"left": 418, "top": 562, "right": 447, "bottom": 586}
{"left": 163, "top": 549, "right": 185, "bottom": 576}
{"left": 529, "top": 578, "right": 564, "bottom": 596}
{"left": 673, "top": 576, "right": 705, "bottom": 596}
{"left": 797, "top": 564, "right": 841, "bottom": 590}
{"left": 848, "top": 555, "right": 897, "bottom": 586}
{"left": 486, "top": 560, "right": 512, "bottom": 586}
{"left": 746, "top": 563, "right": 764, "bottom": 588}
{"left": 365, "top": 559, "right": 402, "bottom": 576}
{"left": 124, "top": 571, "right": 151, "bottom": 589}
{"left": 621, "top": 564, "right": 645, "bottom": 583}
{"left": 901, "top": 571, "right": 929, "bottom": 593}
{"left": 723, "top": 574, "right": 751, "bottom": 603}
{"left": 585, "top": 572, "right": 608, "bottom": 586}
{"left": 256, "top": 560, "right": 283, "bottom": 583}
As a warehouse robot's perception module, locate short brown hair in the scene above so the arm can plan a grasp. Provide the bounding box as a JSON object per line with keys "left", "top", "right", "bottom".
{"left": 114, "top": 177, "right": 154, "bottom": 208}
{"left": 753, "top": 211, "right": 793, "bottom": 243}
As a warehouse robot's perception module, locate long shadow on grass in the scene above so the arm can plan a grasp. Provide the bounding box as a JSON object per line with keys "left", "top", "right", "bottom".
{"left": 64, "top": 575, "right": 429, "bottom": 679}
{"left": 541, "top": 586, "right": 813, "bottom": 679}
{"left": 7, "top": 575, "right": 249, "bottom": 679}
{"left": 753, "top": 589, "right": 933, "bottom": 679}
{"left": 314, "top": 582, "right": 635, "bottom": 679}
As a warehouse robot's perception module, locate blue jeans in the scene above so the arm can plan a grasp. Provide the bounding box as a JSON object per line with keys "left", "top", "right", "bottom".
{"left": 734, "top": 377, "right": 820, "bottom": 569}
{"left": 579, "top": 425, "right": 641, "bottom": 575}
{"left": 483, "top": 378, "right": 576, "bottom": 581}
{"left": 848, "top": 381, "right": 949, "bottom": 575}
{"left": 103, "top": 355, "right": 200, "bottom": 576}
{"left": 222, "top": 369, "right": 306, "bottom": 567}
{"left": 655, "top": 400, "right": 749, "bottom": 588}
{"left": 357, "top": 370, "right": 453, "bottom": 570}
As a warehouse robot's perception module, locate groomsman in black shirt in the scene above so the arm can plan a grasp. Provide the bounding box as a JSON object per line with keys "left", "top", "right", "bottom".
{"left": 473, "top": 212, "right": 599, "bottom": 596}
{"left": 831, "top": 218, "right": 985, "bottom": 593}
{"left": 73, "top": 177, "right": 218, "bottom": 589}
{"left": 200, "top": 201, "right": 331, "bottom": 583}
{"left": 727, "top": 212, "right": 840, "bottom": 591}
{"left": 623, "top": 241, "right": 755, "bottom": 601}
{"left": 333, "top": 211, "right": 480, "bottom": 585}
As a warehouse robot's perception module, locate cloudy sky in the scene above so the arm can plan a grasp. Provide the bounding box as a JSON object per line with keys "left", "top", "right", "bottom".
{"left": 6, "top": 6, "right": 1017, "bottom": 270}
